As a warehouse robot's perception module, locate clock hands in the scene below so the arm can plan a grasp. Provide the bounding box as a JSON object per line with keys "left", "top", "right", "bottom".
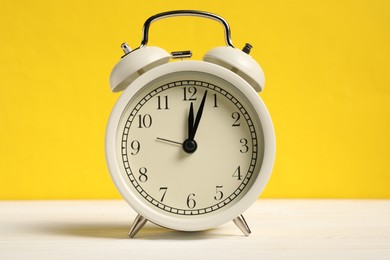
{"left": 156, "top": 90, "right": 208, "bottom": 153}
{"left": 183, "top": 90, "right": 208, "bottom": 154}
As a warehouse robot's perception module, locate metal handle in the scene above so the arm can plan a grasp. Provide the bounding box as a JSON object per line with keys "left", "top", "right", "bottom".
{"left": 139, "top": 10, "right": 235, "bottom": 48}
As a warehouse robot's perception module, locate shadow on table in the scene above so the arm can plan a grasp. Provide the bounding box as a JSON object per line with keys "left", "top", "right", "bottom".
{"left": 36, "top": 221, "right": 237, "bottom": 240}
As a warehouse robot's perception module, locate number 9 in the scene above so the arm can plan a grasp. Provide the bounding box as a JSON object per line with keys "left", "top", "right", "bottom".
{"left": 130, "top": 140, "right": 140, "bottom": 155}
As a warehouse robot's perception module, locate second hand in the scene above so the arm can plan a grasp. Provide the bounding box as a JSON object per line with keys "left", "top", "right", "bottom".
{"left": 156, "top": 137, "right": 182, "bottom": 147}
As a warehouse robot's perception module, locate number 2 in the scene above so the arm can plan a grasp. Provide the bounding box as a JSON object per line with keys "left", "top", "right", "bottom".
{"left": 232, "top": 112, "right": 240, "bottom": 126}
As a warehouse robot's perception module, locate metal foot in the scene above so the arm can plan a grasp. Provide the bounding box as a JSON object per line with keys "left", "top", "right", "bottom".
{"left": 233, "top": 214, "right": 251, "bottom": 236}
{"left": 128, "top": 214, "right": 148, "bottom": 238}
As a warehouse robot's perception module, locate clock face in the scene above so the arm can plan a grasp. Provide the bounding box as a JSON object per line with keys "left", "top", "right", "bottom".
{"left": 115, "top": 70, "right": 265, "bottom": 217}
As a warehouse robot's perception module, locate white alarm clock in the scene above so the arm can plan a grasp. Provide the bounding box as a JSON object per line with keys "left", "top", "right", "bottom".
{"left": 105, "top": 10, "right": 275, "bottom": 237}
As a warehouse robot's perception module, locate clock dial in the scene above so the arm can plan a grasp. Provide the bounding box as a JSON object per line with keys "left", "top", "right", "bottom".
{"left": 116, "top": 72, "right": 264, "bottom": 216}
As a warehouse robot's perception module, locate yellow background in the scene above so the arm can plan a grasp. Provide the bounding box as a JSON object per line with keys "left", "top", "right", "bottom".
{"left": 1, "top": 0, "right": 389, "bottom": 199}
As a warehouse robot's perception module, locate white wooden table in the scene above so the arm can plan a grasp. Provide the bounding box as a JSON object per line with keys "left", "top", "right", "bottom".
{"left": 0, "top": 200, "right": 389, "bottom": 259}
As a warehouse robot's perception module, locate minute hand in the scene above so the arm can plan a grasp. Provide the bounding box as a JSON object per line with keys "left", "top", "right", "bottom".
{"left": 190, "top": 90, "right": 208, "bottom": 140}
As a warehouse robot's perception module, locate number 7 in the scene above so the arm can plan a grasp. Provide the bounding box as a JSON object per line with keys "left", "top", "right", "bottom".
{"left": 159, "top": 187, "right": 168, "bottom": 202}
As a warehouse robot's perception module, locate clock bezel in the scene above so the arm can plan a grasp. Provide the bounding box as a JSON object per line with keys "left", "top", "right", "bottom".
{"left": 105, "top": 60, "right": 275, "bottom": 231}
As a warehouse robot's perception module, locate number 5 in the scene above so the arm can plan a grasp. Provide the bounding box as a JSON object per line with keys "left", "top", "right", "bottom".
{"left": 214, "top": 186, "right": 224, "bottom": 201}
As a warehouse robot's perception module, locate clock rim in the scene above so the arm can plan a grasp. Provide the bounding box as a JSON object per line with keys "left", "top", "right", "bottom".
{"left": 105, "top": 60, "right": 275, "bottom": 231}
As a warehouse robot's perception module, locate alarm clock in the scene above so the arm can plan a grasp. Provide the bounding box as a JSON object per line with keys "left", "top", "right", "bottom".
{"left": 105, "top": 10, "right": 275, "bottom": 238}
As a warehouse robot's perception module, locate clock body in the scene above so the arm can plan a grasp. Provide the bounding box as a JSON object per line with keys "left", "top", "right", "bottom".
{"left": 105, "top": 60, "right": 275, "bottom": 231}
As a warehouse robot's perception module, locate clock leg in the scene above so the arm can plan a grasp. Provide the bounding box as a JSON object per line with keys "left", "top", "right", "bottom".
{"left": 233, "top": 214, "right": 251, "bottom": 236}
{"left": 128, "top": 214, "right": 148, "bottom": 238}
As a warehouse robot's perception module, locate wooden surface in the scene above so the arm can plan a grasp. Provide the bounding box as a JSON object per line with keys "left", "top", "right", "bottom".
{"left": 0, "top": 200, "right": 389, "bottom": 259}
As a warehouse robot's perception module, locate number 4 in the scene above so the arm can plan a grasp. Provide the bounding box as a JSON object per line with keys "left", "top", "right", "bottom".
{"left": 233, "top": 166, "right": 242, "bottom": 180}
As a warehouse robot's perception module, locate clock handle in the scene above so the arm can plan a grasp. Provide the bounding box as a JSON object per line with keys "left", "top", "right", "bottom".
{"left": 139, "top": 10, "right": 235, "bottom": 49}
